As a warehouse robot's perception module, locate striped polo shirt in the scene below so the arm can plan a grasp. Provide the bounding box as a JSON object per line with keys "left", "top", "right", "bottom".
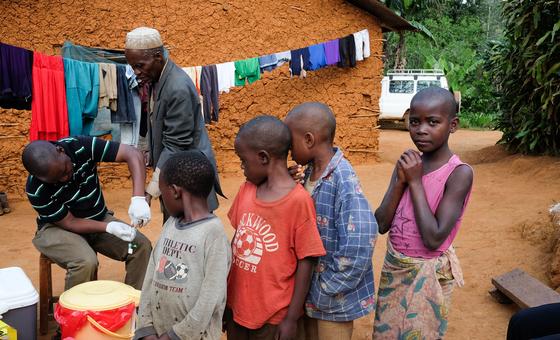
{"left": 26, "top": 136, "right": 119, "bottom": 228}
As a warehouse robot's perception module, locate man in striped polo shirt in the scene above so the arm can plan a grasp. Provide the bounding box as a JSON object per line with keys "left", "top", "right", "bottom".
{"left": 22, "top": 136, "right": 152, "bottom": 290}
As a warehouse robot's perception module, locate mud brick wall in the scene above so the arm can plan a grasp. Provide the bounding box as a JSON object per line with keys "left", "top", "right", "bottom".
{"left": 0, "top": 0, "right": 383, "bottom": 199}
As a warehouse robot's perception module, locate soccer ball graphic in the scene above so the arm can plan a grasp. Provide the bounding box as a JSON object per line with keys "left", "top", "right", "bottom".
{"left": 175, "top": 263, "right": 189, "bottom": 280}
{"left": 234, "top": 228, "right": 257, "bottom": 258}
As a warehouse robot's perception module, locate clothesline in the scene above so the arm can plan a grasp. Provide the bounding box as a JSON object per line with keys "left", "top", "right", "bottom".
{"left": 0, "top": 28, "right": 371, "bottom": 146}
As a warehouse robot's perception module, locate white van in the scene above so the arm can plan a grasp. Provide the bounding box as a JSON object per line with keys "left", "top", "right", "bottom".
{"left": 379, "top": 69, "right": 452, "bottom": 129}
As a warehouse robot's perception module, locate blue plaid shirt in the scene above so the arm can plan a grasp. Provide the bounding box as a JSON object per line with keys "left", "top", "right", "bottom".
{"left": 305, "top": 148, "right": 378, "bottom": 321}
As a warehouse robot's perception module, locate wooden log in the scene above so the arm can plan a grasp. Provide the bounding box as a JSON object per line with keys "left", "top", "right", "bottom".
{"left": 491, "top": 268, "right": 560, "bottom": 309}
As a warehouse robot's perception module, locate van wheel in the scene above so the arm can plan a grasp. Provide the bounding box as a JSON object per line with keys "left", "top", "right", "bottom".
{"left": 403, "top": 111, "right": 410, "bottom": 130}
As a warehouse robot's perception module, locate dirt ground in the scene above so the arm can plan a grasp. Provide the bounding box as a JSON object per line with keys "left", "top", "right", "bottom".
{"left": 2, "top": 129, "right": 560, "bottom": 339}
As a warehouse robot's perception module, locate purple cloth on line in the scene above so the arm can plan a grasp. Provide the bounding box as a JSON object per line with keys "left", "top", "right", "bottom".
{"left": 324, "top": 39, "right": 340, "bottom": 65}
{"left": 0, "top": 42, "right": 33, "bottom": 98}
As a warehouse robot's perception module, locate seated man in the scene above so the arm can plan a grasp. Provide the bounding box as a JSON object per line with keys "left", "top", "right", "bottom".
{"left": 22, "top": 136, "right": 152, "bottom": 290}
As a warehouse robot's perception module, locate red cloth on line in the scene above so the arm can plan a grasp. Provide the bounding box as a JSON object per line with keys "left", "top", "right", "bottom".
{"left": 30, "top": 52, "right": 69, "bottom": 141}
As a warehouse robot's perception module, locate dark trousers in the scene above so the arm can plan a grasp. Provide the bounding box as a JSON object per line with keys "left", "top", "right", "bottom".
{"left": 224, "top": 308, "right": 305, "bottom": 340}
{"left": 507, "top": 303, "right": 560, "bottom": 340}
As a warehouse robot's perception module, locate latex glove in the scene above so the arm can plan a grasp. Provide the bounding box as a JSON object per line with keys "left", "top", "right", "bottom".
{"left": 128, "top": 196, "right": 151, "bottom": 228}
{"left": 106, "top": 221, "right": 137, "bottom": 242}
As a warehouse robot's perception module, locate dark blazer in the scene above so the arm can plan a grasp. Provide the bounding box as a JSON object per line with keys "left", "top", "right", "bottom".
{"left": 150, "top": 60, "right": 223, "bottom": 210}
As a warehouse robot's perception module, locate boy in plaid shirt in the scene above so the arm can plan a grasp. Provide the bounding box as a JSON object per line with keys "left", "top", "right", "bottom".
{"left": 284, "top": 102, "right": 378, "bottom": 340}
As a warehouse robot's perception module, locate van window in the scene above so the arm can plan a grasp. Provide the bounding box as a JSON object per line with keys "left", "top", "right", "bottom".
{"left": 389, "top": 80, "right": 414, "bottom": 94}
{"left": 417, "top": 80, "right": 441, "bottom": 92}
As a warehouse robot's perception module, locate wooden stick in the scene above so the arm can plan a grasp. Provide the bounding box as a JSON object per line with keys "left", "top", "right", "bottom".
{"left": 359, "top": 106, "right": 379, "bottom": 112}
{"left": 347, "top": 149, "right": 380, "bottom": 153}
{"left": 290, "top": 5, "right": 306, "bottom": 12}
{"left": 0, "top": 135, "right": 26, "bottom": 139}
{"left": 349, "top": 114, "right": 379, "bottom": 118}
{"left": 0, "top": 123, "right": 19, "bottom": 126}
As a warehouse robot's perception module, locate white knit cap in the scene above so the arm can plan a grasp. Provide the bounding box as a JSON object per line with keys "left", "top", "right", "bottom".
{"left": 125, "top": 27, "right": 163, "bottom": 49}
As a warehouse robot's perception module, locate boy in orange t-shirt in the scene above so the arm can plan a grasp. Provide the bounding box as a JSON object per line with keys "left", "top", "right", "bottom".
{"left": 225, "top": 115, "right": 326, "bottom": 340}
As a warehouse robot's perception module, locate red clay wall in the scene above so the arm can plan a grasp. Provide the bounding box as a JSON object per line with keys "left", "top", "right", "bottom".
{"left": 0, "top": 0, "right": 382, "bottom": 198}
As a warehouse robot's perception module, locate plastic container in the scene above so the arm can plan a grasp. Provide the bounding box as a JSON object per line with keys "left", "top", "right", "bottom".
{"left": 0, "top": 267, "right": 39, "bottom": 340}
{"left": 55, "top": 280, "right": 140, "bottom": 340}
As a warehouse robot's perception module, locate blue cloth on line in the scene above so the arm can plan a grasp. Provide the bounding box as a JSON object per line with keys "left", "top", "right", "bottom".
{"left": 63, "top": 58, "right": 99, "bottom": 136}
{"left": 258, "top": 54, "right": 278, "bottom": 72}
{"left": 308, "top": 43, "right": 327, "bottom": 71}
{"left": 112, "top": 65, "right": 136, "bottom": 124}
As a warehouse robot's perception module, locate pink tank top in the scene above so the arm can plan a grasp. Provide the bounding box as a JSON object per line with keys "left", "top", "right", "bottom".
{"left": 389, "top": 154, "right": 472, "bottom": 259}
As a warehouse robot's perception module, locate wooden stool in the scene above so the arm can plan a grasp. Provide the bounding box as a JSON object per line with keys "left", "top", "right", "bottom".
{"left": 39, "top": 253, "right": 98, "bottom": 335}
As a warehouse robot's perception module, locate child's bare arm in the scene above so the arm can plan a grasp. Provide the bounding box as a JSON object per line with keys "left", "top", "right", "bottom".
{"left": 403, "top": 152, "right": 473, "bottom": 250}
{"left": 375, "top": 162, "right": 407, "bottom": 234}
{"left": 276, "top": 257, "right": 315, "bottom": 340}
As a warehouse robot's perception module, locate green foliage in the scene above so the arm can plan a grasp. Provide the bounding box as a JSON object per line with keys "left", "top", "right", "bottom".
{"left": 459, "top": 111, "right": 497, "bottom": 130}
{"left": 488, "top": 0, "right": 560, "bottom": 154}
{"left": 384, "top": 9, "right": 502, "bottom": 128}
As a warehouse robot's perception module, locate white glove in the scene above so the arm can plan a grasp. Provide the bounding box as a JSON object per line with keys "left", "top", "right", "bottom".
{"left": 106, "top": 221, "right": 137, "bottom": 242}
{"left": 128, "top": 196, "right": 151, "bottom": 228}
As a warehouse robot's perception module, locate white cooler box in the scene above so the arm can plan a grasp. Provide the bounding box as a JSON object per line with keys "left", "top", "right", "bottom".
{"left": 0, "top": 267, "right": 39, "bottom": 340}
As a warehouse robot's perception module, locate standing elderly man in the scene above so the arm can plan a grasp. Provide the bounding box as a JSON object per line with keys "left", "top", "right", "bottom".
{"left": 23, "top": 136, "right": 152, "bottom": 290}
{"left": 124, "top": 27, "right": 223, "bottom": 219}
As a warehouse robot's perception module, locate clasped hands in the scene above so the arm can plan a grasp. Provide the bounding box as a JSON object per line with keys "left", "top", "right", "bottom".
{"left": 396, "top": 149, "right": 423, "bottom": 184}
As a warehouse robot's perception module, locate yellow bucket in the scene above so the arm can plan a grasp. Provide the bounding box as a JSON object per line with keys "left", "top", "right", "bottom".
{"left": 56, "top": 280, "right": 141, "bottom": 340}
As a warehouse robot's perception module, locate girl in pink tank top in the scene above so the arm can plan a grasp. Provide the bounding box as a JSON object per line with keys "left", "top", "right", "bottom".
{"left": 373, "top": 87, "right": 474, "bottom": 339}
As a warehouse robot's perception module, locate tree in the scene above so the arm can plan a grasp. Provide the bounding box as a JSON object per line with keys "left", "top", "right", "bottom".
{"left": 381, "top": 0, "right": 439, "bottom": 68}
{"left": 488, "top": 0, "right": 560, "bottom": 154}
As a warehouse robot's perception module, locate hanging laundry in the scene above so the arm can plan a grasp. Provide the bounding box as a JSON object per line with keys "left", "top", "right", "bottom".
{"left": 63, "top": 58, "right": 100, "bottom": 136}
{"left": 182, "top": 66, "right": 202, "bottom": 94}
{"left": 120, "top": 90, "right": 141, "bottom": 146}
{"left": 30, "top": 52, "right": 69, "bottom": 141}
{"left": 200, "top": 65, "right": 220, "bottom": 123}
{"left": 290, "top": 48, "right": 311, "bottom": 76}
{"left": 0, "top": 42, "right": 33, "bottom": 110}
{"left": 120, "top": 65, "right": 142, "bottom": 146}
{"left": 216, "top": 62, "right": 236, "bottom": 93}
{"left": 98, "top": 63, "right": 117, "bottom": 111}
{"left": 275, "top": 51, "right": 291, "bottom": 66}
{"left": 139, "top": 82, "right": 150, "bottom": 137}
{"left": 308, "top": 43, "right": 327, "bottom": 71}
{"left": 258, "top": 54, "right": 278, "bottom": 72}
{"left": 338, "top": 34, "right": 356, "bottom": 68}
{"left": 353, "top": 29, "right": 371, "bottom": 61}
{"left": 89, "top": 107, "right": 112, "bottom": 137}
{"left": 324, "top": 39, "right": 341, "bottom": 65}
{"left": 234, "top": 58, "right": 261, "bottom": 86}
{"left": 112, "top": 65, "right": 136, "bottom": 124}
{"left": 360, "top": 29, "right": 371, "bottom": 58}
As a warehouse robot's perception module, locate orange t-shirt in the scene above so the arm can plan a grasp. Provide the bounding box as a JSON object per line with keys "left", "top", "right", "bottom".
{"left": 227, "top": 182, "right": 326, "bottom": 329}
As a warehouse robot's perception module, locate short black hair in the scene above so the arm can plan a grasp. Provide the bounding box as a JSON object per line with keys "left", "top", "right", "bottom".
{"left": 161, "top": 151, "right": 215, "bottom": 198}
{"left": 236, "top": 115, "right": 291, "bottom": 158}
{"left": 21, "top": 141, "right": 59, "bottom": 177}
{"left": 286, "top": 102, "right": 336, "bottom": 143}
{"left": 411, "top": 87, "right": 458, "bottom": 118}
